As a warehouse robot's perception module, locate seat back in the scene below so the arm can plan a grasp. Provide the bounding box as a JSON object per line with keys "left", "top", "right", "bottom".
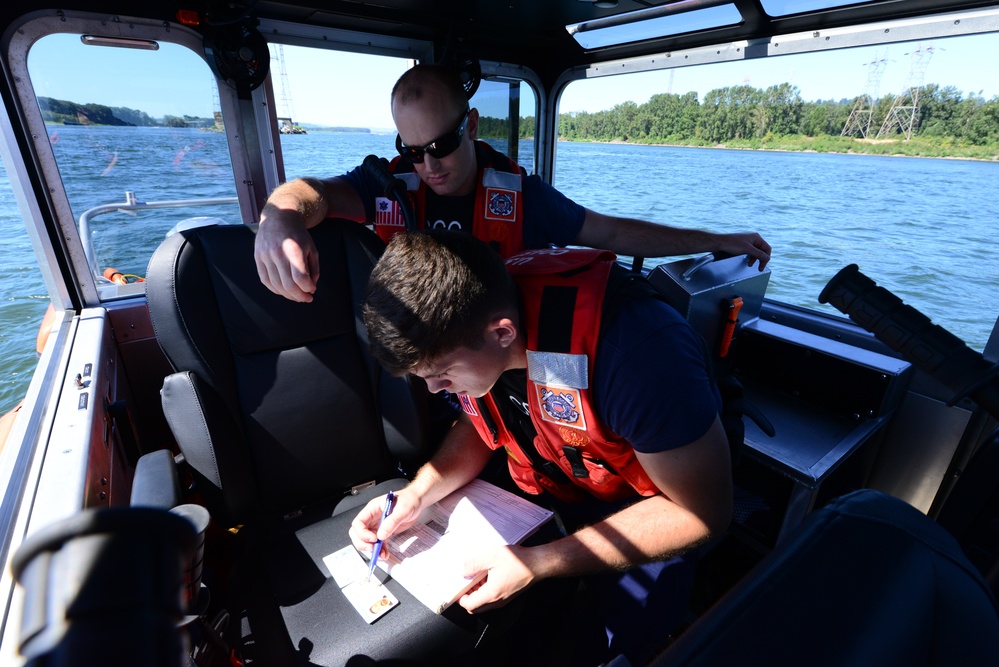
{"left": 146, "top": 220, "right": 434, "bottom": 527}
{"left": 652, "top": 489, "right": 999, "bottom": 666}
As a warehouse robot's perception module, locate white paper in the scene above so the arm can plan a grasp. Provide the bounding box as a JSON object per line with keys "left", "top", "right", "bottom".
{"left": 376, "top": 478, "right": 553, "bottom": 614}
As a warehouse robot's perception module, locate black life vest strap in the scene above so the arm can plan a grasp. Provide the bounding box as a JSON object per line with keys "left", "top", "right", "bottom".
{"left": 472, "top": 396, "right": 500, "bottom": 445}
{"left": 562, "top": 445, "right": 589, "bottom": 478}
{"left": 537, "top": 285, "right": 577, "bottom": 353}
{"left": 475, "top": 392, "right": 576, "bottom": 488}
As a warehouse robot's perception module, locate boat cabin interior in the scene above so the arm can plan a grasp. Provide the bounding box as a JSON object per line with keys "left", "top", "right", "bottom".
{"left": 0, "top": 0, "right": 998, "bottom": 665}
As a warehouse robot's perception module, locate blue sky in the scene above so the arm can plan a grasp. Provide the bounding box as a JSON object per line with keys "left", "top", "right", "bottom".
{"left": 559, "top": 33, "right": 998, "bottom": 113}
{"left": 26, "top": 30, "right": 999, "bottom": 131}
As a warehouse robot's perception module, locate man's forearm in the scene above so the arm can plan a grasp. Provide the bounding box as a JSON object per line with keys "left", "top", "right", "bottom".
{"left": 260, "top": 177, "right": 331, "bottom": 229}
{"left": 524, "top": 494, "right": 714, "bottom": 578}
{"left": 576, "top": 211, "right": 715, "bottom": 257}
{"left": 575, "top": 210, "right": 771, "bottom": 268}
{"left": 406, "top": 416, "right": 493, "bottom": 507}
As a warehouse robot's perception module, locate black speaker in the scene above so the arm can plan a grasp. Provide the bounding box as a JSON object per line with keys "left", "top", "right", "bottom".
{"left": 204, "top": 19, "right": 270, "bottom": 93}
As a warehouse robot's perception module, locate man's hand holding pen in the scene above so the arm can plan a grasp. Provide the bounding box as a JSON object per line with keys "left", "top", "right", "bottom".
{"left": 349, "top": 489, "right": 423, "bottom": 562}
{"left": 364, "top": 492, "right": 395, "bottom": 583}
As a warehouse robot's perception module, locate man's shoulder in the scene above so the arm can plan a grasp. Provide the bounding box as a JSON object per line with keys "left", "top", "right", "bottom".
{"left": 521, "top": 173, "right": 567, "bottom": 205}
{"left": 600, "top": 270, "right": 695, "bottom": 350}
{"left": 604, "top": 267, "right": 682, "bottom": 317}
{"left": 339, "top": 163, "right": 370, "bottom": 195}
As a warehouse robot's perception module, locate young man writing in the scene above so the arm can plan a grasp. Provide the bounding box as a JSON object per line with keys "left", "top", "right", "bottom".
{"left": 254, "top": 64, "right": 771, "bottom": 303}
{"left": 349, "top": 230, "right": 733, "bottom": 663}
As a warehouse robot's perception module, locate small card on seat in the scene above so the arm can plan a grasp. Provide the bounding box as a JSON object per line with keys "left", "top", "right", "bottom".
{"left": 323, "top": 546, "right": 399, "bottom": 624}
{"left": 340, "top": 578, "right": 399, "bottom": 623}
{"left": 324, "top": 545, "right": 372, "bottom": 588}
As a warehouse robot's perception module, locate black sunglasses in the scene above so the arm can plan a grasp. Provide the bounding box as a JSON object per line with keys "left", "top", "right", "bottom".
{"left": 395, "top": 109, "right": 470, "bottom": 163}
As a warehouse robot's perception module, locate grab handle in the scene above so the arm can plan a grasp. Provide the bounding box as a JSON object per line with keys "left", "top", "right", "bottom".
{"left": 682, "top": 253, "right": 715, "bottom": 281}
{"left": 819, "top": 264, "right": 999, "bottom": 417}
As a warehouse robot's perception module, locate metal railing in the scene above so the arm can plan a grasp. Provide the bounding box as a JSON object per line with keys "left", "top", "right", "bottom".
{"left": 78, "top": 191, "right": 239, "bottom": 281}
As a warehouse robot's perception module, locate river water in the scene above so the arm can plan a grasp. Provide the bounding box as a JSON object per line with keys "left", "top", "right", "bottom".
{"left": 0, "top": 128, "right": 997, "bottom": 414}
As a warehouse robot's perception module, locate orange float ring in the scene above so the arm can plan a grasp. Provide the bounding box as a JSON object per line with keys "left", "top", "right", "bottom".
{"left": 102, "top": 268, "right": 145, "bottom": 284}
{"left": 1, "top": 303, "right": 58, "bottom": 455}
{"left": 36, "top": 302, "right": 55, "bottom": 355}
{"left": 103, "top": 267, "right": 127, "bottom": 285}
{"left": 0, "top": 400, "right": 23, "bottom": 455}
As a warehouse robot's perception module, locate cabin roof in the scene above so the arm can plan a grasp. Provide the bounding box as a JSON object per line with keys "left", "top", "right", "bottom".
{"left": 2, "top": 0, "right": 997, "bottom": 90}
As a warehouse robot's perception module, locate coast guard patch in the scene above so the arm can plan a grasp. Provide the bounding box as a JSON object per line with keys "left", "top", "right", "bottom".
{"left": 537, "top": 385, "right": 586, "bottom": 430}
{"left": 484, "top": 188, "right": 517, "bottom": 221}
{"left": 457, "top": 394, "right": 479, "bottom": 417}
{"left": 375, "top": 197, "right": 405, "bottom": 228}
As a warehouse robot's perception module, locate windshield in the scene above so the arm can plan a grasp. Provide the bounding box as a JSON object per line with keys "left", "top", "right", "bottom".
{"left": 273, "top": 45, "right": 538, "bottom": 179}
{"left": 27, "top": 32, "right": 239, "bottom": 295}
{"left": 557, "top": 32, "right": 999, "bottom": 352}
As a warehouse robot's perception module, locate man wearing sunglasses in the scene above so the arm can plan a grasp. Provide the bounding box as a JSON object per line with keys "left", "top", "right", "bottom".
{"left": 254, "top": 64, "right": 772, "bottom": 303}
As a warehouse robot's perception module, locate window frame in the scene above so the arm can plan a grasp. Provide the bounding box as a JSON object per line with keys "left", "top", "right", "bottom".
{"left": 5, "top": 12, "right": 239, "bottom": 308}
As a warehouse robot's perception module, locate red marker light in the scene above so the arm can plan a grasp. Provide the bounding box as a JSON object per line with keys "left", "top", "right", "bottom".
{"left": 176, "top": 9, "right": 201, "bottom": 26}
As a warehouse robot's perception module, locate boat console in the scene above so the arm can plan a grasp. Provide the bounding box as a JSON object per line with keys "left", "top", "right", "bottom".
{"left": 649, "top": 255, "right": 912, "bottom": 548}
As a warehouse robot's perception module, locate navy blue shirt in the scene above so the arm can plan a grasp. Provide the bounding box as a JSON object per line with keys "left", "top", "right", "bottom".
{"left": 592, "top": 295, "right": 721, "bottom": 453}
{"left": 489, "top": 288, "right": 721, "bottom": 455}
{"left": 340, "top": 146, "right": 585, "bottom": 249}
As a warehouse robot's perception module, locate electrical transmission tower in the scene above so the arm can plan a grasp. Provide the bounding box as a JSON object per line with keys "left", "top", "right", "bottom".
{"left": 271, "top": 44, "right": 297, "bottom": 130}
{"left": 841, "top": 50, "right": 887, "bottom": 138}
{"left": 210, "top": 79, "right": 223, "bottom": 129}
{"left": 876, "top": 44, "right": 936, "bottom": 140}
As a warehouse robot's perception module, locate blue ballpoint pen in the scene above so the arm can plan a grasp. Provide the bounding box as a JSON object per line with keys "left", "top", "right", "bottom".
{"left": 365, "top": 491, "right": 396, "bottom": 583}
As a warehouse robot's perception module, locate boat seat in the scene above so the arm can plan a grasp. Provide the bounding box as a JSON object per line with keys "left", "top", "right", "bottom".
{"left": 145, "top": 219, "right": 481, "bottom": 665}
{"left": 650, "top": 488, "right": 999, "bottom": 667}
{"left": 129, "top": 447, "right": 182, "bottom": 508}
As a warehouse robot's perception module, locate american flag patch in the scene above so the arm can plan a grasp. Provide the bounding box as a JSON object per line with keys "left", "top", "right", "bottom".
{"left": 458, "top": 394, "right": 479, "bottom": 417}
{"left": 375, "top": 197, "right": 405, "bottom": 227}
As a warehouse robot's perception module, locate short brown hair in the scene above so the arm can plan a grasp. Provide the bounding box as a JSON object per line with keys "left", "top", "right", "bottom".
{"left": 363, "top": 230, "right": 518, "bottom": 376}
{"left": 391, "top": 64, "right": 468, "bottom": 117}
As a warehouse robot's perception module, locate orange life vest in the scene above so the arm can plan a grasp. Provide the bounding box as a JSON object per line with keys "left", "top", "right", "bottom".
{"left": 458, "top": 248, "right": 661, "bottom": 503}
{"left": 373, "top": 141, "right": 526, "bottom": 258}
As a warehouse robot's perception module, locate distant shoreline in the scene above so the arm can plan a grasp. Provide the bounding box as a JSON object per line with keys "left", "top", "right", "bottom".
{"left": 569, "top": 136, "right": 999, "bottom": 162}
{"left": 44, "top": 119, "right": 999, "bottom": 162}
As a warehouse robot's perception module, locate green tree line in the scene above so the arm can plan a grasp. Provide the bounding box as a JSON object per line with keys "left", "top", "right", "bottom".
{"left": 38, "top": 97, "right": 215, "bottom": 128}
{"left": 481, "top": 82, "right": 999, "bottom": 159}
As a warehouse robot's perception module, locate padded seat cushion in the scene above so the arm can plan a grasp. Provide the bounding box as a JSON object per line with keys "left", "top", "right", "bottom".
{"left": 230, "top": 480, "right": 483, "bottom": 666}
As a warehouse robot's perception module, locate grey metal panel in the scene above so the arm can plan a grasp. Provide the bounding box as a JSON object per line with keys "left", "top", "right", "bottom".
{"left": 647, "top": 254, "right": 771, "bottom": 356}
{"left": 742, "top": 381, "right": 887, "bottom": 488}
{"left": 743, "top": 320, "right": 910, "bottom": 377}
{"left": 868, "top": 391, "right": 973, "bottom": 514}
